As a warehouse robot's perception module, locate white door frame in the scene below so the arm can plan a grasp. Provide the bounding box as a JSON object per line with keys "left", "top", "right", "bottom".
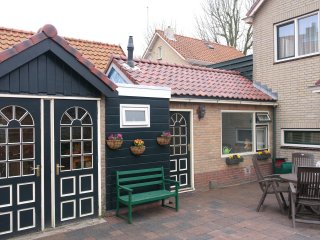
{"left": 170, "top": 108, "right": 195, "bottom": 192}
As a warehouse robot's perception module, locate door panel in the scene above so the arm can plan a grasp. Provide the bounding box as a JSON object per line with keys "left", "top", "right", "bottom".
{"left": 54, "top": 100, "right": 98, "bottom": 225}
{"left": 169, "top": 112, "right": 191, "bottom": 190}
{"left": 0, "top": 99, "right": 41, "bottom": 238}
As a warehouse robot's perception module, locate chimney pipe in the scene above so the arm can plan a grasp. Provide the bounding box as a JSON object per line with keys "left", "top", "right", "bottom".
{"left": 127, "top": 36, "right": 134, "bottom": 68}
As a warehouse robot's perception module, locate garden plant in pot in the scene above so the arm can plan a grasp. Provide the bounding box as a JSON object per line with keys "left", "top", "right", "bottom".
{"left": 157, "top": 131, "right": 172, "bottom": 145}
{"left": 130, "top": 138, "right": 145, "bottom": 156}
{"left": 256, "top": 150, "right": 271, "bottom": 160}
{"left": 226, "top": 154, "right": 244, "bottom": 165}
{"left": 106, "top": 133, "right": 123, "bottom": 150}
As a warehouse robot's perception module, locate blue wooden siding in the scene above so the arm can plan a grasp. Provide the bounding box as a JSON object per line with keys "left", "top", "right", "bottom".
{"left": 105, "top": 96, "right": 170, "bottom": 210}
{"left": 0, "top": 52, "right": 100, "bottom": 97}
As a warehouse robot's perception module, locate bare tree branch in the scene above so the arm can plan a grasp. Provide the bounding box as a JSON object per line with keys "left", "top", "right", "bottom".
{"left": 195, "top": 0, "right": 254, "bottom": 55}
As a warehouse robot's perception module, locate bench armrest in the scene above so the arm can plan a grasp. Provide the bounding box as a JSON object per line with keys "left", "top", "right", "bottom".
{"left": 164, "top": 179, "right": 180, "bottom": 190}
{"left": 118, "top": 185, "right": 133, "bottom": 193}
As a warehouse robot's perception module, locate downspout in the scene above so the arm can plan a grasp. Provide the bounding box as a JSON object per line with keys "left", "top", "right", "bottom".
{"left": 272, "top": 105, "right": 277, "bottom": 173}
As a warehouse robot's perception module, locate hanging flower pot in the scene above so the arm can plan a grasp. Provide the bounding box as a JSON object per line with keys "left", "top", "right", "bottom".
{"left": 106, "top": 133, "right": 123, "bottom": 150}
{"left": 130, "top": 139, "right": 145, "bottom": 156}
{"left": 157, "top": 131, "right": 172, "bottom": 146}
{"left": 130, "top": 146, "right": 146, "bottom": 156}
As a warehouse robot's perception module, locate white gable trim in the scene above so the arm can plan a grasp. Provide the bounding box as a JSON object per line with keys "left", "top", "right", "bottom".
{"left": 245, "top": 0, "right": 266, "bottom": 22}
{"left": 142, "top": 32, "right": 186, "bottom": 61}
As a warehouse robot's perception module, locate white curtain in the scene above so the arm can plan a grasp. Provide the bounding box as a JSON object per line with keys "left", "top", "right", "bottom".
{"left": 298, "top": 14, "right": 319, "bottom": 56}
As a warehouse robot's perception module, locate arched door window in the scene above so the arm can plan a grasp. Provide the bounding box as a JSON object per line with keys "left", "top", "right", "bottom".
{"left": 0, "top": 105, "right": 35, "bottom": 178}
{"left": 60, "top": 107, "right": 93, "bottom": 171}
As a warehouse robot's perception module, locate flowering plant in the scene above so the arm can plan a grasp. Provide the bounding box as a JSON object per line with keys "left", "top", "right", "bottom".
{"left": 133, "top": 139, "right": 144, "bottom": 147}
{"left": 226, "top": 154, "right": 244, "bottom": 165}
{"left": 256, "top": 150, "right": 271, "bottom": 160}
{"left": 257, "top": 150, "right": 270, "bottom": 155}
{"left": 161, "top": 131, "right": 172, "bottom": 137}
{"left": 228, "top": 154, "right": 242, "bottom": 159}
{"left": 107, "top": 133, "right": 123, "bottom": 140}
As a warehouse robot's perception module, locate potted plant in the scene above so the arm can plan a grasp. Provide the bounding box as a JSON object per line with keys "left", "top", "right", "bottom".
{"left": 130, "top": 138, "right": 145, "bottom": 156}
{"left": 256, "top": 150, "right": 271, "bottom": 160}
{"left": 106, "top": 133, "right": 123, "bottom": 150}
{"left": 157, "top": 131, "right": 172, "bottom": 145}
{"left": 226, "top": 154, "right": 244, "bottom": 165}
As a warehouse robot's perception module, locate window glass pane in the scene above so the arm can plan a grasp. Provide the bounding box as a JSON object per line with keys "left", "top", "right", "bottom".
{"left": 83, "top": 141, "right": 92, "bottom": 154}
{"left": 67, "top": 108, "right": 76, "bottom": 120}
{"left": 72, "top": 156, "right": 81, "bottom": 169}
{"left": 60, "top": 127, "right": 70, "bottom": 140}
{"left": 83, "top": 155, "right": 92, "bottom": 168}
{"left": 78, "top": 108, "right": 86, "bottom": 120}
{"left": 222, "top": 113, "right": 253, "bottom": 154}
{"left": 0, "top": 114, "right": 8, "bottom": 126}
{"left": 61, "top": 157, "right": 71, "bottom": 171}
{"left": 22, "top": 128, "right": 34, "bottom": 142}
{"left": 61, "top": 114, "right": 72, "bottom": 125}
{"left": 0, "top": 129, "right": 5, "bottom": 143}
{"left": 72, "top": 142, "right": 82, "bottom": 154}
{"left": 61, "top": 142, "right": 70, "bottom": 155}
{"left": 8, "top": 161, "right": 20, "bottom": 177}
{"left": 15, "top": 106, "right": 26, "bottom": 121}
{"left": 82, "top": 114, "right": 92, "bottom": 125}
{"left": 108, "top": 68, "right": 128, "bottom": 84}
{"left": 0, "top": 146, "right": 6, "bottom": 161}
{"left": 21, "top": 114, "right": 33, "bottom": 125}
{"left": 125, "top": 110, "right": 146, "bottom": 121}
{"left": 256, "top": 127, "right": 268, "bottom": 150}
{"left": 278, "top": 22, "right": 295, "bottom": 59}
{"left": 2, "top": 106, "right": 13, "bottom": 120}
{"left": 23, "top": 144, "right": 34, "bottom": 159}
{"left": 0, "top": 162, "right": 6, "bottom": 178}
{"left": 22, "top": 160, "right": 34, "bottom": 175}
{"left": 298, "top": 14, "right": 319, "bottom": 55}
{"left": 8, "top": 145, "right": 20, "bottom": 160}
{"left": 8, "top": 128, "right": 20, "bottom": 143}
{"left": 284, "top": 130, "right": 320, "bottom": 146}
{"left": 72, "top": 127, "right": 81, "bottom": 140}
{"left": 83, "top": 127, "right": 92, "bottom": 140}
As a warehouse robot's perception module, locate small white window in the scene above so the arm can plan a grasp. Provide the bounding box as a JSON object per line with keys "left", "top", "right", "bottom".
{"left": 256, "top": 126, "right": 268, "bottom": 151}
{"left": 120, "top": 104, "right": 150, "bottom": 128}
{"left": 256, "top": 113, "right": 271, "bottom": 123}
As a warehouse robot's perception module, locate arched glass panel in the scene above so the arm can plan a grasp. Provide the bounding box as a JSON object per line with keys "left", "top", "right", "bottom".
{"left": 0, "top": 105, "right": 35, "bottom": 178}
{"left": 60, "top": 107, "right": 93, "bottom": 171}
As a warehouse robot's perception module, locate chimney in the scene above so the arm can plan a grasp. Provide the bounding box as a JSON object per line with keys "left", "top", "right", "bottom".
{"left": 164, "top": 26, "right": 176, "bottom": 41}
{"left": 127, "top": 36, "right": 134, "bottom": 68}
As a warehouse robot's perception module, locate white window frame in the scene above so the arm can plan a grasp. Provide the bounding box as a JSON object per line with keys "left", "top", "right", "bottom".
{"left": 221, "top": 110, "right": 270, "bottom": 157}
{"left": 281, "top": 128, "right": 320, "bottom": 148}
{"left": 120, "top": 104, "right": 150, "bottom": 128}
{"left": 256, "top": 125, "right": 268, "bottom": 151}
{"left": 274, "top": 11, "right": 320, "bottom": 63}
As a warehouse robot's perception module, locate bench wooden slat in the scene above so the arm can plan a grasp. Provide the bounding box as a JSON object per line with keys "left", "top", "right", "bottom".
{"left": 118, "top": 173, "right": 163, "bottom": 183}
{"left": 119, "top": 190, "right": 175, "bottom": 205}
{"left": 117, "top": 167, "right": 162, "bottom": 176}
{"left": 122, "top": 180, "right": 163, "bottom": 189}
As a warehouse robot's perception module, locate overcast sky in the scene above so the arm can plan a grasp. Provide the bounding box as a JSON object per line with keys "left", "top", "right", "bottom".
{"left": 0, "top": 0, "right": 203, "bottom": 57}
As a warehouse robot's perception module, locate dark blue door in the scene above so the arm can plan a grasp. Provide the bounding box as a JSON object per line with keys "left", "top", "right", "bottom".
{"left": 54, "top": 100, "right": 98, "bottom": 225}
{"left": 0, "top": 99, "right": 41, "bottom": 238}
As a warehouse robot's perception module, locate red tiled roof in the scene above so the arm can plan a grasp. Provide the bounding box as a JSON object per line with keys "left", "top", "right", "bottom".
{"left": 0, "top": 24, "right": 117, "bottom": 90}
{"left": 111, "top": 55, "right": 274, "bottom": 101}
{"left": 155, "top": 30, "right": 244, "bottom": 64}
{"left": 0, "top": 26, "right": 124, "bottom": 72}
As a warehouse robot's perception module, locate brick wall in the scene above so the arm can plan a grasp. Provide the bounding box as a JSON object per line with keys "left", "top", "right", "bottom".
{"left": 170, "top": 102, "right": 274, "bottom": 189}
{"left": 253, "top": 0, "right": 320, "bottom": 160}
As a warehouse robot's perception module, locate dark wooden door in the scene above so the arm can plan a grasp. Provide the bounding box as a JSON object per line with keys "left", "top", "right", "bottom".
{"left": 0, "top": 99, "right": 41, "bottom": 238}
{"left": 54, "top": 100, "right": 98, "bottom": 225}
{"left": 169, "top": 111, "right": 191, "bottom": 190}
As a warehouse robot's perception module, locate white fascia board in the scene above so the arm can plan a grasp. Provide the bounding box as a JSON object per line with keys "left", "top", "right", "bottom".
{"left": 156, "top": 34, "right": 186, "bottom": 61}
{"left": 117, "top": 83, "right": 171, "bottom": 99}
{"left": 246, "top": 0, "right": 266, "bottom": 19}
{"left": 142, "top": 33, "right": 158, "bottom": 58}
{"left": 170, "top": 97, "right": 277, "bottom": 106}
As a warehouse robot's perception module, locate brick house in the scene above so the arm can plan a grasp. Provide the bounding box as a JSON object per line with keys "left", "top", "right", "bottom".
{"left": 106, "top": 55, "right": 277, "bottom": 191}
{"left": 142, "top": 27, "right": 244, "bottom": 66}
{"left": 244, "top": 0, "right": 320, "bottom": 160}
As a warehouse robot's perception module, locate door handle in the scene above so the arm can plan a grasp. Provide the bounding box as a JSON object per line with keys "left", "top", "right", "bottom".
{"left": 31, "top": 165, "right": 41, "bottom": 177}
{"left": 56, "top": 164, "right": 65, "bottom": 176}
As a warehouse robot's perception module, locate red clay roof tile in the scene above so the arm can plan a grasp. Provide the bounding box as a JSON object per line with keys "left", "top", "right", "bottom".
{"left": 112, "top": 55, "right": 273, "bottom": 101}
{"left": 0, "top": 26, "right": 124, "bottom": 72}
{"left": 156, "top": 30, "right": 244, "bottom": 64}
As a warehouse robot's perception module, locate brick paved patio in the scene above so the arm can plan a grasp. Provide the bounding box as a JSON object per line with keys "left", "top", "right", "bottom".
{"left": 16, "top": 182, "right": 320, "bottom": 240}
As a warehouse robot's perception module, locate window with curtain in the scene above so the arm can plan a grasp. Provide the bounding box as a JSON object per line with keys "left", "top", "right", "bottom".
{"left": 283, "top": 130, "right": 320, "bottom": 147}
{"left": 277, "top": 22, "right": 295, "bottom": 60}
{"left": 298, "top": 14, "right": 319, "bottom": 56}
{"left": 276, "top": 12, "right": 319, "bottom": 61}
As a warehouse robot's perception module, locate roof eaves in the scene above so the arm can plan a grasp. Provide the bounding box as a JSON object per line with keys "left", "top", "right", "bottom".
{"left": 156, "top": 32, "right": 186, "bottom": 61}
{"left": 142, "top": 32, "right": 158, "bottom": 59}
{"left": 245, "top": 0, "right": 266, "bottom": 19}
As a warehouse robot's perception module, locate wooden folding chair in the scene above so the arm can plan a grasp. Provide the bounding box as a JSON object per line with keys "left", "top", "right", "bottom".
{"left": 252, "top": 155, "right": 289, "bottom": 213}
{"left": 289, "top": 166, "right": 320, "bottom": 228}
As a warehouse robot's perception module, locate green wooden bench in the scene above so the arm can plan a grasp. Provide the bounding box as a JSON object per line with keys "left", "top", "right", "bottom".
{"left": 116, "top": 167, "right": 179, "bottom": 223}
